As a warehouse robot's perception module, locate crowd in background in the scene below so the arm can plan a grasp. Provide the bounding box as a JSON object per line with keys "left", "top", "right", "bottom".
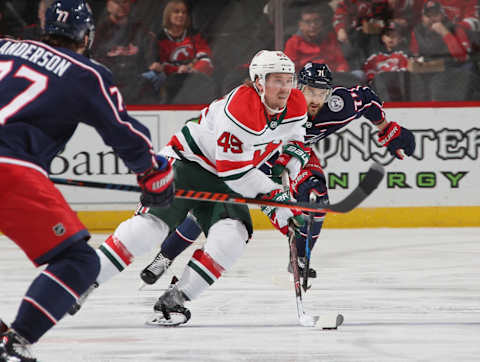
{"left": 1, "top": 0, "right": 480, "bottom": 104}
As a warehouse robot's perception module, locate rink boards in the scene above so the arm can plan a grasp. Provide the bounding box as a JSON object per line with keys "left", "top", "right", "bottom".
{"left": 51, "top": 102, "right": 480, "bottom": 230}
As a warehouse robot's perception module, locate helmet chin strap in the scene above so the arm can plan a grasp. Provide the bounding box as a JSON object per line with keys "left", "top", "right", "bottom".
{"left": 254, "top": 79, "right": 286, "bottom": 115}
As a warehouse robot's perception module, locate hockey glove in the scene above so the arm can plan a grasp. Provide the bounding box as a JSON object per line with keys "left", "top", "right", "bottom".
{"left": 271, "top": 141, "right": 310, "bottom": 182}
{"left": 261, "top": 189, "right": 305, "bottom": 236}
{"left": 291, "top": 168, "right": 328, "bottom": 218}
{"left": 378, "top": 122, "right": 415, "bottom": 160}
{"left": 291, "top": 151, "right": 328, "bottom": 212}
{"left": 137, "top": 155, "right": 175, "bottom": 208}
{"left": 292, "top": 168, "right": 327, "bottom": 202}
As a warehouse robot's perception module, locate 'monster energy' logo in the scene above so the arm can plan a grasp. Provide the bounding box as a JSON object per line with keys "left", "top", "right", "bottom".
{"left": 315, "top": 123, "right": 480, "bottom": 168}
{"left": 312, "top": 122, "right": 479, "bottom": 190}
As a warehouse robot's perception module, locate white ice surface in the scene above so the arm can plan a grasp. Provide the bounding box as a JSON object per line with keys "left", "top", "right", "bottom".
{"left": 1, "top": 228, "right": 480, "bottom": 362}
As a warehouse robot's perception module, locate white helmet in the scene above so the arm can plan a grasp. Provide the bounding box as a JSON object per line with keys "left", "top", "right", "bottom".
{"left": 249, "top": 50, "right": 295, "bottom": 83}
{"left": 248, "top": 50, "right": 295, "bottom": 114}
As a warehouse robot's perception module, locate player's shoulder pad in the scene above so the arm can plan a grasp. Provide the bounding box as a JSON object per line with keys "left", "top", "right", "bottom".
{"left": 224, "top": 85, "right": 267, "bottom": 133}
{"left": 54, "top": 45, "right": 113, "bottom": 79}
{"left": 53, "top": 46, "right": 113, "bottom": 79}
{"left": 324, "top": 87, "right": 351, "bottom": 113}
{"left": 69, "top": 55, "right": 114, "bottom": 86}
{"left": 88, "top": 57, "right": 113, "bottom": 75}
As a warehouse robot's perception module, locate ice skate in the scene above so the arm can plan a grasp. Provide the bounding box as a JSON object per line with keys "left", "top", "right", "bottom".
{"left": 287, "top": 257, "right": 317, "bottom": 278}
{"left": 140, "top": 251, "right": 172, "bottom": 285}
{"left": 68, "top": 281, "right": 99, "bottom": 316}
{"left": 146, "top": 277, "right": 191, "bottom": 327}
{"left": 0, "top": 329, "right": 37, "bottom": 362}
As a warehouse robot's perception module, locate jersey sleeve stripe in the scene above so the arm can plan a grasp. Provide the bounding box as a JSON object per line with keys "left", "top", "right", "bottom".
{"left": 182, "top": 126, "right": 218, "bottom": 169}
{"left": 281, "top": 114, "right": 308, "bottom": 124}
{"left": 172, "top": 126, "right": 217, "bottom": 172}
{"left": 0, "top": 156, "right": 48, "bottom": 176}
{"left": 216, "top": 159, "right": 253, "bottom": 173}
{"left": 314, "top": 114, "right": 357, "bottom": 127}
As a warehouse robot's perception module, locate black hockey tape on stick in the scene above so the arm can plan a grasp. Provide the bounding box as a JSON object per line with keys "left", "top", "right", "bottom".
{"left": 50, "top": 163, "right": 384, "bottom": 214}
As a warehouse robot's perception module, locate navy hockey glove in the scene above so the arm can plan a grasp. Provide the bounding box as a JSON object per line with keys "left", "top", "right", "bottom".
{"left": 291, "top": 168, "right": 327, "bottom": 203}
{"left": 291, "top": 168, "right": 328, "bottom": 218}
{"left": 137, "top": 156, "right": 175, "bottom": 208}
{"left": 378, "top": 121, "right": 415, "bottom": 159}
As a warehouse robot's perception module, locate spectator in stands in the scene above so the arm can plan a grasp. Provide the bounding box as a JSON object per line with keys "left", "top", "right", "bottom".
{"left": 333, "top": 0, "right": 418, "bottom": 69}
{"left": 411, "top": 1, "right": 469, "bottom": 62}
{"left": 333, "top": 0, "right": 383, "bottom": 69}
{"left": 148, "top": 0, "right": 216, "bottom": 104}
{"left": 416, "top": 0, "right": 480, "bottom": 52}
{"left": 284, "top": 3, "right": 365, "bottom": 87}
{"left": 91, "top": 0, "right": 158, "bottom": 104}
{"left": 191, "top": 0, "right": 273, "bottom": 95}
{"left": 364, "top": 22, "right": 410, "bottom": 101}
{"left": 408, "top": 0, "right": 478, "bottom": 100}
{"left": 284, "top": 4, "right": 350, "bottom": 72}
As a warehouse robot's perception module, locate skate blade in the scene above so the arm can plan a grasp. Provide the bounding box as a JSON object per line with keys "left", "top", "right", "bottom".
{"left": 319, "top": 313, "right": 344, "bottom": 330}
{"left": 145, "top": 312, "right": 189, "bottom": 327}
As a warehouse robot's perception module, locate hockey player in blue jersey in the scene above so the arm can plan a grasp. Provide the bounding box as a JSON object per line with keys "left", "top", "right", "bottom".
{"left": 137, "top": 62, "right": 415, "bottom": 289}
{"left": 0, "top": 1, "right": 174, "bottom": 360}
{"left": 272, "top": 62, "right": 415, "bottom": 275}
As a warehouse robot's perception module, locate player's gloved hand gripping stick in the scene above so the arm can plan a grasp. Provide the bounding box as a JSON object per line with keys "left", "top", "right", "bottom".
{"left": 136, "top": 155, "right": 175, "bottom": 207}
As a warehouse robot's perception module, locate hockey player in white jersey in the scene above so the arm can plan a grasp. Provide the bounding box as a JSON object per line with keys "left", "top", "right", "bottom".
{"left": 80, "top": 50, "right": 311, "bottom": 325}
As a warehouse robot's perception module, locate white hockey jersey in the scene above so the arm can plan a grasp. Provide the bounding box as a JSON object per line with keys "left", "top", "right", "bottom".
{"left": 162, "top": 85, "right": 307, "bottom": 198}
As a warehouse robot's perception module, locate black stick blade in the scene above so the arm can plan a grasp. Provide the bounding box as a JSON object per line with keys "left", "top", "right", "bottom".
{"left": 328, "top": 163, "right": 384, "bottom": 213}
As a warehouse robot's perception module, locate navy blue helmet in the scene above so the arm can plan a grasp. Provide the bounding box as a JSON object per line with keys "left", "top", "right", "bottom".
{"left": 298, "top": 62, "right": 333, "bottom": 90}
{"left": 45, "top": 0, "right": 95, "bottom": 49}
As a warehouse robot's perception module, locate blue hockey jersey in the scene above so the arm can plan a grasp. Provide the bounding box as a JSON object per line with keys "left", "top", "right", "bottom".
{"left": 259, "top": 85, "right": 385, "bottom": 175}
{"left": 0, "top": 38, "right": 156, "bottom": 174}
{"left": 304, "top": 85, "right": 385, "bottom": 145}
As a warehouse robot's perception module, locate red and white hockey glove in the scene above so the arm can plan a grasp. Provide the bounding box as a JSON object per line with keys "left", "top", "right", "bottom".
{"left": 137, "top": 155, "right": 175, "bottom": 208}
{"left": 271, "top": 141, "right": 311, "bottom": 182}
{"left": 378, "top": 122, "right": 415, "bottom": 160}
{"left": 261, "top": 189, "right": 304, "bottom": 236}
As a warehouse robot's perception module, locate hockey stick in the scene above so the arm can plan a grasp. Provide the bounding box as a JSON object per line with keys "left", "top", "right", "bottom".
{"left": 287, "top": 221, "right": 319, "bottom": 327}
{"left": 50, "top": 162, "right": 384, "bottom": 214}
{"left": 302, "top": 193, "right": 316, "bottom": 292}
{"left": 281, "top": 172, "right": 317, "bottom": 326}
{"left": 281, "top": 173, "right": 342, "bottom": 329}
